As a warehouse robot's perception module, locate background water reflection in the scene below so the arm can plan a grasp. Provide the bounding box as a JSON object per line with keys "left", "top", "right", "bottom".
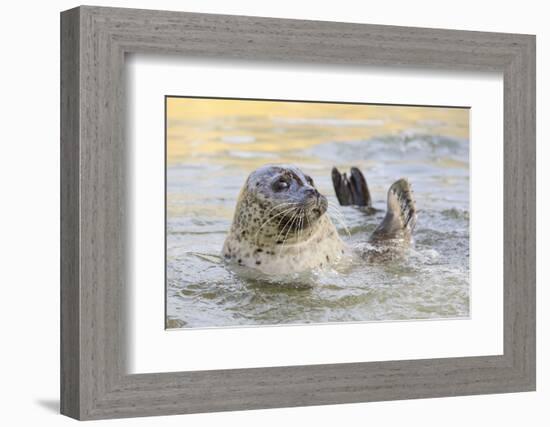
{"left": 166, "top": 98, "right": 470, "bottom": 329}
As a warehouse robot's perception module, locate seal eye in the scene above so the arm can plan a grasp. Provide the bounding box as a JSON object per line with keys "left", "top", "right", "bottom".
{"left": 273, "top": 178, "right": 289, "bottom": 192}
{"left": 305, "top": 175, "right": 314, "bottom": 186}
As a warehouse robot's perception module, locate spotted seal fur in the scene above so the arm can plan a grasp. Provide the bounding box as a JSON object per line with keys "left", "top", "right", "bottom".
{"left": 222, "top": 164, "right": 416, "bottom": 274}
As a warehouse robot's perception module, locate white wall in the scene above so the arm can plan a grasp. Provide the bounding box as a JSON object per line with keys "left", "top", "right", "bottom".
{"left": 0, "top": 0, "right": 546, "bottom": 425}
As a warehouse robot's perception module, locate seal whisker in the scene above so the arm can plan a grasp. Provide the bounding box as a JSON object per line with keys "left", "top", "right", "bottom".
{"left": 305, "top": 208, "right": 312, "bottom": 233}
{"left": 327, "top": 203, "right": 346, "bottom": 220}
{"left": 327, "top": 201, "right": 348, "bottom": 220}
{"left": 297, "top": 208, "right": 305, "bottom": 242}
{"left": 258, "top": 204, "right": 296, "bottom": 228}
{"left": 328, "top": 214, "right": 351, "bottom": 238}
{"left": 278, "top": 208, "right": 301, "bottom": 249}
{"left": 254, "top": 203, "right": 298, "bottom": 245}
{"left": 327, "top": 200, "right": 347, "bottom": 214}
{"left": 279, "top": 211, "right": 300, "bottom": 253}
{"left": 327, "top": 202, "right": 346, "bottom": 215}
{"left": 327, "top": 205, "right": 351, "bottom": 238}
{"left": 326, "top": 205, "right": 346, "bottom": 221}
{"left": 272, "top": 209, "right": 297, "bottom": 246}
{"left": 327, "top": 208, "right": 348, "bottom": 226}
{"left": 273, "top": 206, "right": 300, "bottom": 244}
{"left": 262, "top": 201, "right": 296, "bottom": 218}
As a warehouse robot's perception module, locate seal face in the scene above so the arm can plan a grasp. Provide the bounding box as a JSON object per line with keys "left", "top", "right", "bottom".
{"left": 222, "top": 165, "right": 346, "bottom": 274}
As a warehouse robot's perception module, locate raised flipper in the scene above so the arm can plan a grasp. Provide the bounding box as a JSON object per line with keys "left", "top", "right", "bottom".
{"left": 369, "top": 178, "right": 417, "bottom": 243}
{"left": 331, "top": 167, "right": 377, "bottom": 214}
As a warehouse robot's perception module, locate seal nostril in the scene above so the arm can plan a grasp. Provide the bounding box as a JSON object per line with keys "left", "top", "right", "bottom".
{"left": 305, "top": 187, "right": 318, "bottom": 198}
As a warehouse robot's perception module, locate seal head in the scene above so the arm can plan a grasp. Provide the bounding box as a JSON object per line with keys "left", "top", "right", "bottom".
{"left": 222, "top": 165, "right": 345, "bottom": 274}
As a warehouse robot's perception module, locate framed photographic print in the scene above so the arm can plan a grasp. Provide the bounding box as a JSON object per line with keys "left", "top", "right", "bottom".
{"left": 164, "top": 97, "right": 471, "bottom": 330}
{"left": 61, "top": 6, "right": 536, "bottom": 420}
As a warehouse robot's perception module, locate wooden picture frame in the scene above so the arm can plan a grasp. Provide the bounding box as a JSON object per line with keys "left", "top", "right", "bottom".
{"left": 60, "top": 5, "right": 536, "bottom": 420}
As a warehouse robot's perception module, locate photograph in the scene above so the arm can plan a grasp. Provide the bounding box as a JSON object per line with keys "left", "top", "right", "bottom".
{"left": 165, "top": 97, "right": 471, "bottom": 329}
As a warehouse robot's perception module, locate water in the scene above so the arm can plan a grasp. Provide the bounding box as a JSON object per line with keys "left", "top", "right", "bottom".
{"left": 166, "top": 99, "right": 470, "bottom": 329}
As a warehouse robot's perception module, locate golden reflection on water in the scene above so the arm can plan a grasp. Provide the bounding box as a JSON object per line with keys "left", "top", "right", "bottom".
{"left": 166, "top": 97, "right": 469, "bottom": 165}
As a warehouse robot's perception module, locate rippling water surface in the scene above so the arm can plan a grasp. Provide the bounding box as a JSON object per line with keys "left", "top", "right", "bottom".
{"left": 166, "top": 98, "right": 470, "bottom": 329}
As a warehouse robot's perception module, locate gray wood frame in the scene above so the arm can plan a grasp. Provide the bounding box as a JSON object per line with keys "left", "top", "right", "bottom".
{"left": 60, "top": 5, "right": 536, "bottom": 420}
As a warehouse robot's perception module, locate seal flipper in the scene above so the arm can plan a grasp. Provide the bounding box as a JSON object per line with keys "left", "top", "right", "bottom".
{"left": 331, "top": 167, "right": 375, "bottom": 213}
{"left": 369, "top": 178, "right": 417, "bottom": 243}
{"left": 349, "top": 167, "right": 371, "bottom": 207}
{"left": 331, "top": 167, "right": 352, "bottom": 206}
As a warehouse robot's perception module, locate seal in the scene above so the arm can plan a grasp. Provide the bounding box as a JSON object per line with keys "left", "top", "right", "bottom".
{"left": 222, "top": 164, "right": 417, "bottom": 274}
